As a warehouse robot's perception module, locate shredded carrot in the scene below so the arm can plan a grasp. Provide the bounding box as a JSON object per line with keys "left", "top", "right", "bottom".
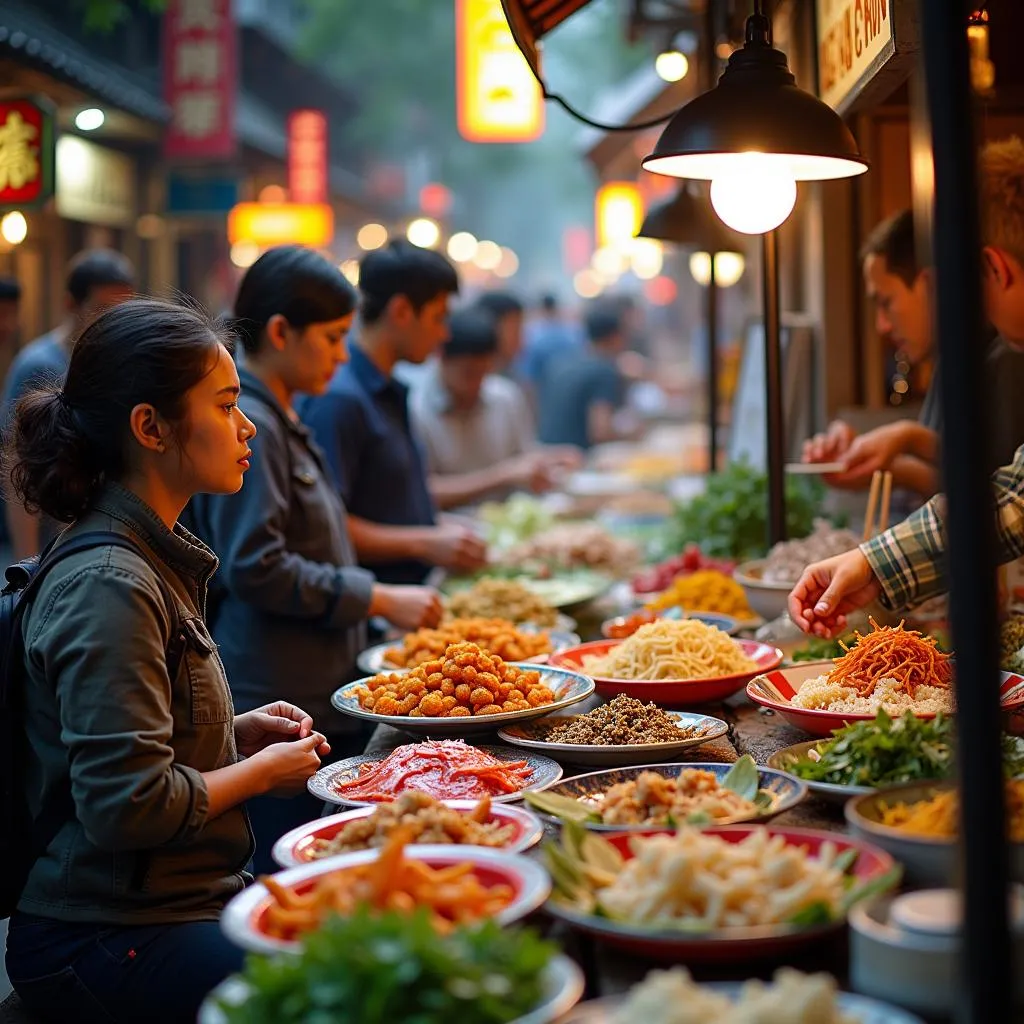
{"left": 828, "top": 618, "right": 952, "bottom": 698}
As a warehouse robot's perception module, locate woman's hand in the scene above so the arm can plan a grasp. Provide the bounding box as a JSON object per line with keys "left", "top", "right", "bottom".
{"left": 788, "top": 550, "right": 883, "bottom": 637}
{"left": 370, "top": 584, "right": 444, "bottom": 631}
{"left": 235, "top": 701, "right": 330, "bottom": 757}
{"left": 249, "top": 733, "right": 327, "bottom": 795}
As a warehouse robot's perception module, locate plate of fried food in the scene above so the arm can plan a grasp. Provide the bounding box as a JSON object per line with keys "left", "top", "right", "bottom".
{"left": 335, "top": 641, "right": 595, "bottom": 737}
{"left": 221, "top": 830, "right": 551, "bottom": 955}
{"left": 356, "top": 617, "right": 581, "bottom": 675}
{"left": 271, "top": 792, "right": 545, "bottom": 868}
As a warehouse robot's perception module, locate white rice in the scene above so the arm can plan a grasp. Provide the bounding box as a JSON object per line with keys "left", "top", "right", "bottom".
{"left": 790, "top": 674, "right": 952, "bottom": 715}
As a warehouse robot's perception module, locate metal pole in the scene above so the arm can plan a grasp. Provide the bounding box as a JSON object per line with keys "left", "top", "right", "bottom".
{"left": 707, "top": 255, "right": 719, "bottom": 473}
{"left": 762, "top": 229, "right": 786, "bottom": 544}
{"left": 918, "top": 3, "right": 1009, "bottom": 1022}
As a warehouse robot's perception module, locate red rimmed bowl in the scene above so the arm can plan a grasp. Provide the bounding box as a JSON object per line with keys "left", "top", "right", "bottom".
{"left": 549, "top": 638, "right": 783, "bottom": 706}
{"left": 543, "top": 824, "right": 897, "bottom": 962}
{"left": 221, "top": 845, "right": 551, "bottom": 955}
{"left": 747, "top": 662, "right": 1024, "bottom": 737}
{"left": 271, "top": 799, "right": 545, "bottom": 868}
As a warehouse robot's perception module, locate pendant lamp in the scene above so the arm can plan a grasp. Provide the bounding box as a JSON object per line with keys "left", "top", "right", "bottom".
{"left": 642, "top": 1, "right": 868, "bottom": 234}
{"left": 642, "top": 1, "right": 868, "bottom": 544}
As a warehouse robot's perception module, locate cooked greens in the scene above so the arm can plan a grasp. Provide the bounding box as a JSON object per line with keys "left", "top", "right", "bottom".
{"left": 218, "top": 908, "right": 556, "bottom": 1024}
{"left": 789, "top": 635, "right": 852, "bottom": 663}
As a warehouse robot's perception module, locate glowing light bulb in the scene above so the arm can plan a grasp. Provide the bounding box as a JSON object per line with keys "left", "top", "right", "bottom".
{"left": 447, "top": 231, "right": 478, "bottom": 262}
{"left": 655, "top": 51, "right": 689, "bottom": 83}
{"left": 709, "top": 154, "right": 797, "bottom": 234}
{"left": 0, "top": 211, "right": 27, "bottom": 245}
{"left": 406, "top": 217, "right": 440, "bottom": 249}
{"left": 357, "top": 223, "right": 388, "bottom": 250}
{"left": 689, "top": 251, "right": 746, "bottom": 288}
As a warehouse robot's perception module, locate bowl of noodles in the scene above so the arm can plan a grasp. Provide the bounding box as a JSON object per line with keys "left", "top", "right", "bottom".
{"left": 845, "top": 779, "right": 1024, "bottom": 887}
{"left": 548, "top": 620, "right": 783, "bottom": 706}
{"left": 747, "top": 621, "right": 1024, "bottom": 736}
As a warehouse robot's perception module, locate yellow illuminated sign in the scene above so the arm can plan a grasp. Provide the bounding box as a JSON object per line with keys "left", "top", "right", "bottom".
{"left": 227, "top": 202, "right": 334, "bottom": 247}
{"left": 456, "top": 0, "right": 544, "bottom": 144}
{"left": 595, "top": 182, "right": 644, "bottom": 249}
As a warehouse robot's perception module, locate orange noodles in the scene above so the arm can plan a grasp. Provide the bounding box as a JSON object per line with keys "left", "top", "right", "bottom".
{"left": 828, "top": 619, "right": 952, "bottom": 698}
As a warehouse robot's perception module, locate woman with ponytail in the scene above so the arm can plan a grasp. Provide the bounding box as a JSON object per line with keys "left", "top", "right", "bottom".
{"left": 186, "top": 246, "right": 442, "bottom": 872}
{"left": 5, "top": 298, "right": 333, "bottom": 1022}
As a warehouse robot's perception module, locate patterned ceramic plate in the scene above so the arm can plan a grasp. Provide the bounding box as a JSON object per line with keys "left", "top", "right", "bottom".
{"left": 496, "top": 711, "right": 729, "bottom": 767}
{"left": 307, "top": 743, "right": 564, "bottom": 808}
{"left": 271, "top": 799, "right": 545, "bottom": 868}
{"left": 331, "top": 664, "right": 595, "bottom": 738}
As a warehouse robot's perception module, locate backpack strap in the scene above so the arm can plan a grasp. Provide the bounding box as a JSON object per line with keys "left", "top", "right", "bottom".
{"left": 14, "top": 530, "right": 188, "bottom": 863}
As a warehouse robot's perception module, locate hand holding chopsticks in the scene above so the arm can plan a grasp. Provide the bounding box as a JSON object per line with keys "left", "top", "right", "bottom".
{"left": 862, "top": 469, "right": 893, "bottom": 541}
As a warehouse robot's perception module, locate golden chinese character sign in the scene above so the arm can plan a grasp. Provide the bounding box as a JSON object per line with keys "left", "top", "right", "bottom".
{"left": 456, "top": 0, "right": 544, "bottom": 143}
{"left": 595, "top": 182, "right": 643, "bottom": 249}
{"left": 163, "top": 0, "right": 237, "bottom": 160}
{"left": 0, "top": 95, "right": 55, "bottom": 208}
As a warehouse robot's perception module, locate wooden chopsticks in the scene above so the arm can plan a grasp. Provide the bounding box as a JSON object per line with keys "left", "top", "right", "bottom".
{"left": 863, "top": 469, "right": 893, "bottom": 541}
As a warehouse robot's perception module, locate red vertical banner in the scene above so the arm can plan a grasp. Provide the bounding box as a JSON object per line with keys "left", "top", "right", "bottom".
{"left": 0, "top": 96, "right": 56, "bottom": 207}
{"left": 287, "top": 110, "right": 328, "bottom": 204}
{"left": 163, "top": 0, "right": 237, "bottom": 161}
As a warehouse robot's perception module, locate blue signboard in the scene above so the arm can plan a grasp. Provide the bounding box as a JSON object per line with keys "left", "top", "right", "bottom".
{"left": 166, "top": 173, "right": 239, "bottom": 214}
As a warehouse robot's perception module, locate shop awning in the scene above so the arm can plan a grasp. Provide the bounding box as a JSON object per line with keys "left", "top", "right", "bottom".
{"left": 501, "top": 0, "right": 595, "bottom": 73}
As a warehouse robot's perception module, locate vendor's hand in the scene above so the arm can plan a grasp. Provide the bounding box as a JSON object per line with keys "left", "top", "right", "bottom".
{"left": 823, "top": 422, "right": 910, "bottom": 489}
{"left": 803, "top": 420, "right": 856, "bottom": 464}
{"left": 544, "top": 445, "right": 584, "bottom": 471}
{"left": 788, "top": 550, "right": 882, "bottom": 637}
{"left": 234, "top": 702, "right": 330, "bottom": 757}
{"left": 371, "top": 584, "right": 443, "bottom": 631}
{"left": 250, "top": 733, "right": 326, "bottom": 795}
{"left": 430, "top": 522, "right": 488, "bottom": 573}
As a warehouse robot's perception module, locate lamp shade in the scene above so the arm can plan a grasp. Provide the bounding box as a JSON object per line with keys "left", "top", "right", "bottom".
{"left": 636, "top": 186, "right": 743, "bottom": 253}
{"left": 642, "top": 11, "right": 868, "bottom": 182}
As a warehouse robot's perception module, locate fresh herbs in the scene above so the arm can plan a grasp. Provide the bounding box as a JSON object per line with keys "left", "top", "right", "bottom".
{"left": 785, "top": 711, "right": 954, "bottom": 788}
{"left": 667, "top": 461, "right": 829, "bottom": 561}
{"left": 790, "top": 635, "right": 853, "bottom": 663}
{"left": 786, "top": 710, "right": 1024, "bottom": 788}
{"left": 218, "top": 908, "right": 556, "bottom": 1024}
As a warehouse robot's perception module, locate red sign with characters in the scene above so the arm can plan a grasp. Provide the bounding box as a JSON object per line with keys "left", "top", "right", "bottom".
{"left": 163, "top": 0, "right": 237, "bottom": 161}
{"left": 0, "top": 95, "right": 56, "bottom": 208}
{"left": 286, "top": 110, "right": 328, "bottom": 205}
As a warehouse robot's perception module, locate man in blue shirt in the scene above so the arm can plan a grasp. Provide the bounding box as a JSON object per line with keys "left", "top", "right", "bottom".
{"left": 517, "top": 293, "right": 584, "bottom": 397}
{"left": 3, "top": 248, "right": 135, "bottom": 557}
{"left": 537, "top": 303, "right": 638, "bottom": 450}
{"left": 302, "top": 241, "right": 487, "bottom": 584}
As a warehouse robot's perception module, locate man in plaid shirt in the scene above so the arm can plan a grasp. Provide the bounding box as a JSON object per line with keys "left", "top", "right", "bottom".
{"left": 790, "top": 137, "right": 1024, "bottom": 637}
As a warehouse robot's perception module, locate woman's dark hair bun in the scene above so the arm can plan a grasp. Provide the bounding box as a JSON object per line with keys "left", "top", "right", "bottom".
{"left": 7, "top": 386, "right": 102, "bottom": 523}
{"left": 4, "top": 297, "right": 232, "bottom": 524}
